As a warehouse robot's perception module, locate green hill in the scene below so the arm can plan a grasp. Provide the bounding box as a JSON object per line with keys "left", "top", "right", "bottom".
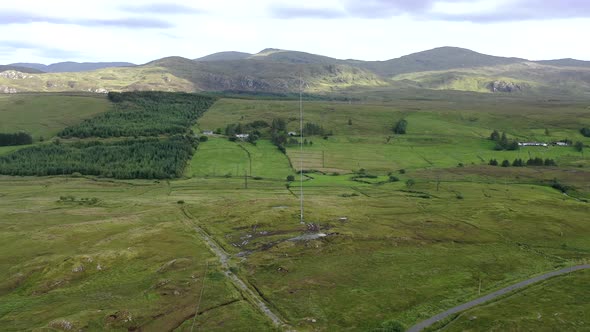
{"left": 353, "top": 47, "right": 527, "bottom": 77}
{"left": 195, "top": 51, "right": 252, "bottom": 61}
{"left": 0, "top": 65, "right": 44, "bottom": 74}
{"left": 536, "top": 58, "right": 590, "bottom": 68}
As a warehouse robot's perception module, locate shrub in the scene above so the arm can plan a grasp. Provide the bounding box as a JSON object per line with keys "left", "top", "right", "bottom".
{"left": 501, "top": 160, "right": 510, "bottom": 167}
{"left": 393, "top": 119, "right": 408, "bottom": 135}
{"left": 286, "top": 175, "right": 295, "bottom": 182}
{"left": 199, "top": 135, "right": 208, "bottom": 142}
{"left": 177, "top": 200, "right": 185, "bottom": 204}
{"left": 388, "top": 175, "right": 400, "bottom": 182}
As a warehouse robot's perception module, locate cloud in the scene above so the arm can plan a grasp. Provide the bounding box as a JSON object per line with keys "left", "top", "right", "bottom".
{"left": 436, "top": 0, "right": 590, "bottom": 22}
{"left": 270, "top": 6, "right": 347, "bottom": 19}
{"left": 269, "top": 0, "right": 590, "bottom": 22}
{"left": 0, "top": 11, "right": 171, "bottom": 28}
{"left": 82, "top": 17, "right": 172, "bottom": 28}
{"left": 120, "top": 3, "right": 203, "bottom": 15}
{"left": 0, "top": 40, "right": 81, "bottom": 60}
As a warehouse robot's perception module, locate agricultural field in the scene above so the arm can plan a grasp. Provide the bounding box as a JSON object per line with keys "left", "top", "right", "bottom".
{"left": 0, "top": 93, "right": 110, "bottom": 141}
{"left": 198, "top": 98, "right": 590, "bottom": 173}
{"left": 0, "top": 92, "right": 589, "bottom": 331}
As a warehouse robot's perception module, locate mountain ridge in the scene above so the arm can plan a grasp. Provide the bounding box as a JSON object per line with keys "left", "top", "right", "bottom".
{"left": 2, "top": 46, "right": 590, "bottom": 97}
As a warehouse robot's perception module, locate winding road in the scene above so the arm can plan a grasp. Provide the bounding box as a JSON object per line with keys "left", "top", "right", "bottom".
{"left": 408, "top": 264, "right": 590, "bottom": 332}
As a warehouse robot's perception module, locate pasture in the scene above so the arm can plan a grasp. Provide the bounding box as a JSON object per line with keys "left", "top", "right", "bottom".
{"left": 0, "top": 94, "right": 110, "bottom": 141}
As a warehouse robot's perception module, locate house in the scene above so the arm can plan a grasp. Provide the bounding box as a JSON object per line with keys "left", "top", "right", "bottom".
{"left": 202, "top": 130, "right": 214, "bottom": 135}
{"left": 554, "top": 141, "right": 569, "bottom": 146}
{"left": 288, "top": 132, "right": 298, "bottom": 136}
{"left": 235, "top": 134, "right": 250, "bottom": 140}
{"left": 518, "top": 142, "right": 548, "bottom": 147}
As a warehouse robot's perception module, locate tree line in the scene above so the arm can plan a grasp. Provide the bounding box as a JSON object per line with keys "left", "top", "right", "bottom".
{"left": 59, "top": 92, "right": 217, "bottom": 138}
{"left": 0, "top": 136, "right": 197, "bottom": 179}
{"left": 490, "top": 130, "right": 519, "bottom": 151}
{"left": 0, "top": 132, "right": 33, "bottom": 146}
{"left": 489, "top": 157, "right": 557, "bottom": 167}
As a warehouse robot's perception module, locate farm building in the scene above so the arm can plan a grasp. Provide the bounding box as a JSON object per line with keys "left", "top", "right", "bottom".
{"left": 554, "top": 141, "right": 569, "bottom": 146}
{"left": 202, "top": 130, "right": 214, "bottom": 135}
{"left": 518, "top": 142, "right": 548, "bottom": 147}
{"left": 288, "top": 132, "right": 298, "bottom": 136}
{"left": 235, "top": 134, "right": 250, "bottom": 140}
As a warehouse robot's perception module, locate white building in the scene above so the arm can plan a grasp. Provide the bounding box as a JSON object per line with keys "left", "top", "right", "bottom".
{"left": 518, "top": 142, "right": 548, "bottom": 147}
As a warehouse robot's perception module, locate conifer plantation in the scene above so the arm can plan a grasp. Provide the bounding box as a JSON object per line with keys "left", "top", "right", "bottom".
{"left": 0, "top": 92, "right": 216, "bottom": 179}
{"left": 59, "top": 92, "right": 216, "bottom": 138}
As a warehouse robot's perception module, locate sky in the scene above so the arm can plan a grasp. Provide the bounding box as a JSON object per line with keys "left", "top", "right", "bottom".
{"left": 0, "top": 0, "right": 589, "bottom": 64}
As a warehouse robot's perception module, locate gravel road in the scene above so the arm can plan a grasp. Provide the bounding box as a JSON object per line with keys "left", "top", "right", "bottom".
{"left": 408, "top": 264, "right": 590, "bottom": 332}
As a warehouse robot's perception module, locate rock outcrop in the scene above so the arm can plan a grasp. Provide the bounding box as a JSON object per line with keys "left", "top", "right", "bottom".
{"left": 487, "top": 80, "right": 524, "bottom": 93}
{"left": 0, "top": 86, "right": 17, "bottom": 93}
{"left": 0, "top": 70, "right": 33, "bottom": 80}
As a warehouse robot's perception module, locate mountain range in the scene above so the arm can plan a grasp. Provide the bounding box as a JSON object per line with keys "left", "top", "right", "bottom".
{"left": 2, "top": 47, "right": 590, "bottom": 97}
{"left": 7, "top": 62, "right": 135, "bottom": 73}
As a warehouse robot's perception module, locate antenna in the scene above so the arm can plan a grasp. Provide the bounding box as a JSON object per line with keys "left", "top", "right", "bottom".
{"left": 299, "top": 73, "right": 305, "bottom": 225}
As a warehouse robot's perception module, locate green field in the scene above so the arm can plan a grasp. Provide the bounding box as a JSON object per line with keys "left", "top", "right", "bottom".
{"left": 188, "top": 138, "right": 293, "bottom": 179}
{"left": 0, "top": 92, "right": 589, "bottom": 331}
{"left": 199, "top": 98, "right": 590, "bottom": 174}
{"left": 0, "top": 94, "right": 110, "bottom": 141}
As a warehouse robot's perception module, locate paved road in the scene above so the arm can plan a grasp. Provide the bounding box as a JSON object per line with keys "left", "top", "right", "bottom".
{"left": 408, "top": 264, "right": 590, "bottom": 332}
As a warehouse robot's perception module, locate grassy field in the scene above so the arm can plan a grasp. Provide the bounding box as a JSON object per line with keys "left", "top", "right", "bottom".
{"left": 188, "top": 137, "right": 293, "bottom": 179}
{"left": 0, "top": 176, "right": 274, "bottom": 331}
{"left": 1, "top": 93, "right": 589, "bottom": 331}
{"left": 199, "top": 98, "right": 590, "bottom": 174}
{"left": 438, "top": 269, "right": 590, "bottom": 331}
{"left": 0, "top": 94, "right": 110, "bottom": 141}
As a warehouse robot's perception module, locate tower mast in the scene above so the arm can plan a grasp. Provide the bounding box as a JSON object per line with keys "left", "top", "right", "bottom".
{"left": 299, "top": 74, "right": 304, "bottom": 224}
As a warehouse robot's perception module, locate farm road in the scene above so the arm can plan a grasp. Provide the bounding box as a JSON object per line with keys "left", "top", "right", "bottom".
{"left": 408, "top": 264, "right": 590, "bottom": 332}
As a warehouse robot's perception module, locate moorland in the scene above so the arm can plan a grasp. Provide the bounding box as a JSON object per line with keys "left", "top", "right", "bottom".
{"left": 0, "top": 86, "right": 589, "bottom": 331}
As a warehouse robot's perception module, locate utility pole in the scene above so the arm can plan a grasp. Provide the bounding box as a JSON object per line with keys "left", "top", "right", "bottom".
{"left": 244, "top": 171, "right": 248, "bottom": 189}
